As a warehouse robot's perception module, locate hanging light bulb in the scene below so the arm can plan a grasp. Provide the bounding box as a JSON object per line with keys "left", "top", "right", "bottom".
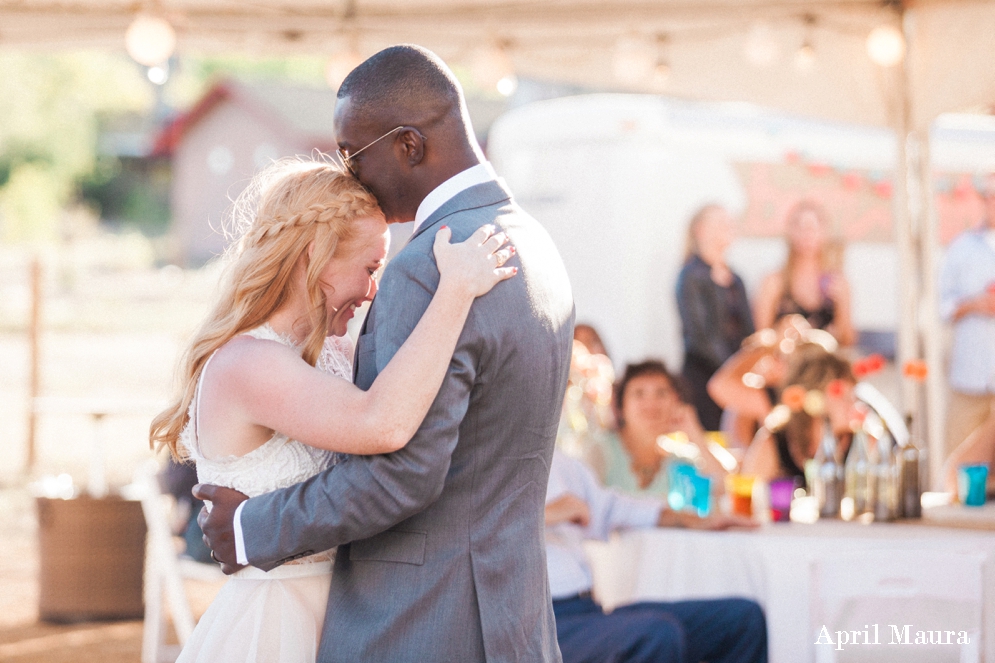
{"left": 147, "top": 63, "right": 169, "bottom": 85}
{"left": 472, "top": 41, "right": 516, "bottom": 93}
{"left": 496, "top": 75, "right": 518, "bottom": 97}
{"left": 125, "top": 14, "right": 176, "bottom": 67}
{"left": 794, "top": 15, "right": 816, "bottom": 72}
{"left": 325, "top": 49, "right": 363, "bottom": 88}
{"left": 651, "top": 61, "right": 671, "bottom": 88}
{"left": 794, "top": 41, "right": 816, "bottom": 71}
{"left": 649, "top": 34, "right": 672, "bottom": 88}
{"left": 744, "top": 22, "right": 780, "bottom": 67}
{"left": 866, "top": 24, "right": 905, "bottom": 67}
{"left": 613, "top": 34, "right": 655, "bottom": 85}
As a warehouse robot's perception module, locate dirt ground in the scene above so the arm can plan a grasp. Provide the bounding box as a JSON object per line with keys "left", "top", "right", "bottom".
{"left": 0, "top": 484, "right": 143, "bottom": 662}
{"left": 0, "top": 485, "right": 225, "bottom": 663}
{"left": 0, "top": 245, "right": 226, "bottom": 662}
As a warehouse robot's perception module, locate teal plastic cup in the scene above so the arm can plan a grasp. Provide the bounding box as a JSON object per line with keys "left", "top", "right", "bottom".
{"left": 958, "top": 464, "right": 988, "bottom": 507}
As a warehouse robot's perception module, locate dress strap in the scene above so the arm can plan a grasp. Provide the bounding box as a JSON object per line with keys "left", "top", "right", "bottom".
{"left": 191, "top": 350, "right": 220, "bottom": 455}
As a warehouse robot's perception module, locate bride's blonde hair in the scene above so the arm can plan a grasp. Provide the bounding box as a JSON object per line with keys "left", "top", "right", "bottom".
{"left": 150, "top": 157, "right": 382, "bottom": 458}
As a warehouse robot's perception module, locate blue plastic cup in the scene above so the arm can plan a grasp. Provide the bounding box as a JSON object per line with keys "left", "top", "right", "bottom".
{"left": 691, "top": 473, "right": 712, "bottom": 517}
{"left": 957, "top": 464, "right": 989, "bottom": 507}
{"left": 667, "top": 462, "right": 697, "bottom": 512}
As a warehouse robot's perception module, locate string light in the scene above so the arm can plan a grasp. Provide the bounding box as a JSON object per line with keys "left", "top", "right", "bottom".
{"left": 745, "top": 22, "right": 780, "bottom": 67}
{"left": 471, "top": 41, "right": 516, "bottom": 94}
{"left": 325, "top": 48, "right": 363, "bottom": 88}
{"left": 794, "top": 15, "right": 816, "bottom": 72}
{"left": 866, "top": 24, "right": 905, "bottom": 67}
{"left": 651, "top": 34, "right": 672, "bottom": 88}
{"left": 496, "top": 75, "right": 518, "bottom": 96}
{"left": 147, "top": 63, "right": 169, "bottom": 85}
{"left": 794, "top": 42, "right": 815, "bottom": 71}
{"left": 125, "top": 14, "right": 176, "bottom": 67}
{"left": 613, "top": 34, "right": 655, "bottom": 85}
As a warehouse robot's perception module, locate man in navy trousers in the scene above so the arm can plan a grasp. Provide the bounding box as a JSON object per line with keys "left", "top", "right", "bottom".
{"left": 545, "top": 451, "right": 768, "bottom": 663}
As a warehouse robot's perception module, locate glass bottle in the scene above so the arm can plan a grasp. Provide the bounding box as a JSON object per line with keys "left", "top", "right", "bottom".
{"left": 898, "top": 415, "right": 922, "bottom": 519}
{"left": 814, "top": 419, "right": 843, "bottom": 518}
{"left": 873, "top": 430, "right": 899, "bottom": 521}
{"left": 844, "top": 429, "right": 871, "bottom": 518}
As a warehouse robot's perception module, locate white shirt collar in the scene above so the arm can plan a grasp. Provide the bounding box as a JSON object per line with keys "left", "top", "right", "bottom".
{"left": 413, "top": 162, "right": 498, "bottom": 233}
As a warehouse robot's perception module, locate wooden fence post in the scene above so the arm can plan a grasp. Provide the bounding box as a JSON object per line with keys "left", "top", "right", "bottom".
{"left": 27, "top": 256, "right": 41, "bottom": 474}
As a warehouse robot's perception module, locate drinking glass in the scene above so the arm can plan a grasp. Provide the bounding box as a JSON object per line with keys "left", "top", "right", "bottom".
{"left": 726, "top": 474, "right": 755, "bottom": 517}
{"left": 691, "top": 473, "right": 712, "bottom": 517}
{"left": 769, "top": 478, "right": 797, "bottom": 522}
{"left": 957, "top": 464, "right": 989, "bottom": 507}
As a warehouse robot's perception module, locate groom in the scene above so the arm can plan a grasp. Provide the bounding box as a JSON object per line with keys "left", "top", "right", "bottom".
{"left": 196, "top": 45, "right": 574, "bottom": 662}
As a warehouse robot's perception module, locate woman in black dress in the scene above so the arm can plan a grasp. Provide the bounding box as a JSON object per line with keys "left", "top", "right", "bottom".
{"left": 753, "top": 200, "right": 855, "bottom": 346}
{"left": 676, "top": 204, "right": 754, "bottom": 431}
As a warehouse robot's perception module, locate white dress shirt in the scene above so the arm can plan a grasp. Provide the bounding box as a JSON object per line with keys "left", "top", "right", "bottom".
{"left": 412, "top": 161, "right": 499, "bottom": 233}
{"left": 233, "top": 161, "right": 501, "bottom": 566}
{"left": 545, "top": 451, "right": 662, "bottom": 600}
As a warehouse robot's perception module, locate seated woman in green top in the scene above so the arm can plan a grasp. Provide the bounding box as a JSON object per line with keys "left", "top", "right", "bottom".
{"left": 589, "top": 360, "right": 731, "bottom": 497}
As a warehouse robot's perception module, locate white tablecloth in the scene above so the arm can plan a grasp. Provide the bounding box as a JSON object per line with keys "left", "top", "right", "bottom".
{"left": 585, "top": 521, "right": 995, "bottom": 663}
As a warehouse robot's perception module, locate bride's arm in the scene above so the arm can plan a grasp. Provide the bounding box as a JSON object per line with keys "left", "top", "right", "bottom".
{"left": 228, "top": 225, "right": 515, "bottom": 455}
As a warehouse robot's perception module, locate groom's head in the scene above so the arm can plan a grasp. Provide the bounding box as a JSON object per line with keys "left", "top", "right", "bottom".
{"left": 334, "top": 45, "right": 483, "bottom": 224}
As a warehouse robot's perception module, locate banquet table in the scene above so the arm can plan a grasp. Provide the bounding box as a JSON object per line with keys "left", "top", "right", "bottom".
{"left": 585, "top": 519, "right": 995, "bottom": 663}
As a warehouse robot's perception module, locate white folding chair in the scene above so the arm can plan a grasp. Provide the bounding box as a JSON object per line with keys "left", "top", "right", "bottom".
{"left": 810, "top": 549, "right": 984, "bottom": 663}
{"left": 131, "top": 460, "right": 224, "bottom": 663}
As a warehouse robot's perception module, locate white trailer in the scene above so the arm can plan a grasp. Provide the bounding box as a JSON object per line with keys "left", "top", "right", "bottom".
{"left": 488, "top": 94, "right": 995, "bottom": 370}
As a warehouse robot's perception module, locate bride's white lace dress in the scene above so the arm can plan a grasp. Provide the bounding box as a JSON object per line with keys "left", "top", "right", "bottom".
{"left": 176, "top": 324, "right": 352, "bottom": 663}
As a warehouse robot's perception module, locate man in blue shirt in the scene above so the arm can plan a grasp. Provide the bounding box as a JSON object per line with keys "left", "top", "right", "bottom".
{"left": 545, "top": 450, "right": 767, "bottom": 663}
{"left": 939, "top": 174, "right": 995, "bottom": 460}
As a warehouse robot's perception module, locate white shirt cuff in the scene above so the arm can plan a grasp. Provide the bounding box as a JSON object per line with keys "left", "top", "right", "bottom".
{"left": 233, "top": 501, "right": 248, "bottom": 565}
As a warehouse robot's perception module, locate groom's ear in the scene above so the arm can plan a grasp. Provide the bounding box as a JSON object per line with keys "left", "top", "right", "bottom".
{"left": 397, "top": 128, "right": 426, "bottom": 168}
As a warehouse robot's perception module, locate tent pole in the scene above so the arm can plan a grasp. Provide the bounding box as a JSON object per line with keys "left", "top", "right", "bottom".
{"left": 892, "top": 66, "right": 917, "bottom": 419}
{"left": 915, "top": 131, "right": 945, "bottom": 490}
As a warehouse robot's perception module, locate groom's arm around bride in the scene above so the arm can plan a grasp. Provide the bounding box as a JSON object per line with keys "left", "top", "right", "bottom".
{"left": 198, "top": 45, "right": 574, "bottom": 663}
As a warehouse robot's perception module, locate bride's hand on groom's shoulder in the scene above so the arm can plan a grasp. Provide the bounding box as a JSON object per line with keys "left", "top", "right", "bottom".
{"left": 434, "top": 224, "right": 518, "bottom": 299}
{"left": 193, "top": 483, "right": 249, "bottom": 575}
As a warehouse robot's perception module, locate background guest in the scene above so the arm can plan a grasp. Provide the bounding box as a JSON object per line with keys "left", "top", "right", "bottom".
{"left": 939, "top": 174, "right": 995, "bottom": 461}
{"left": 574, "top": 323, "right": 610, "bottom": 360}
{"left": 753, "top": 201, "right": 855, "bottom": 346}
{"left": 707, "top": 316, "right": 836, "bottom": 447}
{"left": 740, "top": 348, "right": 856, "bottom": 483}
{"left": 559, "top": 339, "right": 616, "bottom": 461}
{"left": 677, "top": 204, "right": 755, "bottom": 430}
{"left": 943, "top": 414, "right": 995, "bottom": 497}
{"left": 590, "top": 360, "right": 730, "bottom": 496}
{"left": 545, "top": 450, "right": 767, "bottom": 663}
{"left": 159, "top": 457, "right": 213, "bottom": 564}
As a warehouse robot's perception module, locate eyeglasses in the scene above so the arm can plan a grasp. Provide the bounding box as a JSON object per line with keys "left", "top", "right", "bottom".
{"left": 336, "top": 126, "right": 405, "bottom": 176}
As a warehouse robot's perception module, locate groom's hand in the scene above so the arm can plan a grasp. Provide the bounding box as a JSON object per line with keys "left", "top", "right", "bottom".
{"left": 192, "top": 483, "right": 249, "bottom": 575}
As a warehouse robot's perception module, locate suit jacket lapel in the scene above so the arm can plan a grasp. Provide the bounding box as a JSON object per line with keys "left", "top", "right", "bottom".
{"left": 354, "top": 179, "right": 512, "bottom": 383}
{"left": 408, "top": 179, "right": 513, "bottom": 244}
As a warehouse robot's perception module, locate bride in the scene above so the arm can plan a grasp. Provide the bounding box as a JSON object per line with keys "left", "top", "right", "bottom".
{"left": 149, "top": 156, "right": 515, "bottom": 662}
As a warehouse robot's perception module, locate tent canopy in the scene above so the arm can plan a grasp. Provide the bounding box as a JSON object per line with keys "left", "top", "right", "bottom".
{"left": 2, "top": 0, "right": 994, "bottom": 128}
{"left": 3, "top": 0, "right": 992, "bottom": 483}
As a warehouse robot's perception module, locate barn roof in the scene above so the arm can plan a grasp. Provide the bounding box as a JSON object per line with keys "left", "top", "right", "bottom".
{"left": 152, "top": 79, "right": 339, "bottom": 156}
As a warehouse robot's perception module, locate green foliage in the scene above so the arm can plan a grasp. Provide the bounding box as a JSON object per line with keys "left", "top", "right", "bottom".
{"left": 79, "top": 156, "right": 170, "bottom": 234}
{"left": 0, "top": 51, "right": 153, "bottom": 243}
{"left": 0, "top": 50, "right": 480, "bottom": 244}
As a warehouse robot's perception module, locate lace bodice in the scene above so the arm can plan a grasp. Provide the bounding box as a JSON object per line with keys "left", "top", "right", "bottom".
{"left": 179, "top": 324, "right": 353, "bottom": 499}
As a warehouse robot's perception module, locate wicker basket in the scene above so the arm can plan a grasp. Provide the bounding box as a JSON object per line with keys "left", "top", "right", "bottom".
{"left": 36, "top": 495, "right": 147, "bottom": 622}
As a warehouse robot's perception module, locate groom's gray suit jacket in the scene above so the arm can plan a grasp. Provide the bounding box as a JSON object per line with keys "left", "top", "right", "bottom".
{"left": 240, "top": 178, "right": 574, "bottom": 662}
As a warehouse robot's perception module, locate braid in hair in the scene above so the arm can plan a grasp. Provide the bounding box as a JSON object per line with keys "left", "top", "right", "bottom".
{"left": 151, "top": 156, "right": 382, "bottom": 459}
